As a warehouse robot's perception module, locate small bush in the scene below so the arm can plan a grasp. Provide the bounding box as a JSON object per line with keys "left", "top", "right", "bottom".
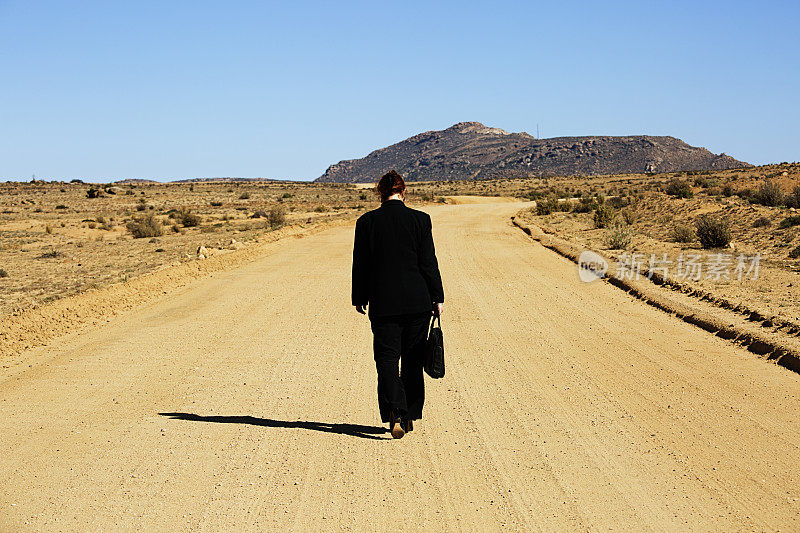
{"left": 281, "top": 193, "right": 294, "bottom": 199}
{"left": 136, "top": 203, "right": 147, "bottom": 211}
{"left": 210, "top": 201, "right": 223, "bottom": 207}
{"left": 593, "top": 205, "right": 616, "bottom": 228}
{"left": 753, "top": 180, "right": 784, "bottom": 206}
{"left": 695, "top": 214, "right": 731, "bottom": 249}
{"left": 787, "top": 185, "right": 800, "bottom": 208}
{"left": 239, "top": 192, "right": 251, "bottom": 200}
{"left": 620, "top": 208, "right": 639, "bottom": 225}
{"left": 572, "top": 196, "right": 597, "bottom": 213}
{"left": 314, "top": 205, "right": 329, "bottom": 213}
{"left": 789, "top": 245, "right": 800, "bottom": 259}
{"left": 536, "top": 196, "right": 559, "bottom": 215}
{"left": 251, "top": 210, "right": 268, "bottom": 219}
{"left": 721, "top": 184, "right": 734, "bottom": 197}
{"left": 752, "top": 216, "right": 771, "bottom": 228}
{"left": 86, "top": 188, "right": 102, "bottom": 198}
{"left": 181, "top": 211, "right": 202, "bottom": 227}
{"left": 606, "top": 224, "right": 633, "bottom": 249}
{"left": 55, "top": 204, "right": 68, "bottom": 210}
{"left": 268, "top": 205, "right": 286, "bottom": 228}
{"left": 45, "top": 224, "right": 53, "bottom": 234}
{"left": 779, "top": 215, "right": 800, "bottom": 228}
{"left": 359, "top": 193, "right": 368, "bottom": 201}
{"left": 671, "top": 224, "right": 696, "bottom": 243}
{"left": 127, "top": 215, "right": 164, "bottom": 238}
{"left": 38, "top": 249, "right": 62, "bottom": 259}
{"left": 607, "top": 196, "right": 626, "bottom": 209}
{"left": 0, "top": 268, "right": 8, "bottom": 278}
{"left": 666, "top": 179, "right": 694, "bottom": 198}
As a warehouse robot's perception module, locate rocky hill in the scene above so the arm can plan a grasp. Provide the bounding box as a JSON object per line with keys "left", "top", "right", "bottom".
{"left": 316, "top": 122, "right": 749, "bottom": 183}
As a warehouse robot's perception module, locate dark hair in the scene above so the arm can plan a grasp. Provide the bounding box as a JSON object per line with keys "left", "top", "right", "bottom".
{"left": 377, "top": 170, "right": 406, "bottom": 202}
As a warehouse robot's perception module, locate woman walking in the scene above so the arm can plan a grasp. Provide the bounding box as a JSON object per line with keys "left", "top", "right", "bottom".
{"left": 352, "top": 170, "right": 445, "bottom": 439}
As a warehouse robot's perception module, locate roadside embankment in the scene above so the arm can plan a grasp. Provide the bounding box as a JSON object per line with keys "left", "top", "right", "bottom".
{"left": 511, "top": 216, "right": 800, "bottom": 374}
{"left": 0, "top": 216, "right": 355, "bottom": 364}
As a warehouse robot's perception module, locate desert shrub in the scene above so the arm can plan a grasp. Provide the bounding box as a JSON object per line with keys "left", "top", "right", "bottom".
{"left": 752, "top": 180, "right": 784, "bottom": 206}
{"left": 721, "top": 184, "right": 734, "bottom": 197}
{"left": 695, "top": 214, "right": 731, "bottom": 248}
{"left": 779, "top": 215, "right": 800, "bottom": 228}
{"left": 620, "top": 208, "right": 639, "bottom": 225}
{"left": 314, "top": 205, "right": 329, "bottom": 213}
{"left": 136, "top": 203, "right": 147, "bottom": 211}
{"left": 671, "top": 224, "right": 696, "bottom": 243}
{"left": 251, "top": 210, "right": 268, "bottom": 219}
{"left": 786, "top": 185, "right": 800, "bottom": 208}
{"left": 665, "top": 179, "right": 693, "bottom": 198}
{"left": 126, "top": 214, "right": 164, "bottom": 238}
{"left": 593, "top": 204, "right": 616, "bottom": 228}
{"left": 572, "top": 196, "right": 597, "bottom": 213}
{"left": 87, "top": 222, "right": 97, "bottom": 229}
{"left": 281, "top": 193, "right": 294, "bottom": 199}
{"left": 557, "top": 199, "right": 573, "bottom": 212}
{"left": 693, "top": 176, "right": 709, "bottom": 188}
{"left": 607, "top": 196, "right": 626, "bottom": 209}
{"left": 86, "top": 188, "right": 102, "bottom": 198}
{"left": 359, "top": 193, "right": 368, "bottom": 201}
{"left": 180, "top": 211, "right": 202, "bottom": 227}
{"left": 268, "top": 205, "right": 286, "bottom": 228}
{"left": 606, "top": 223, "right": 633, "bottom": 249}
{"left": 736, "top": 188, "right": 754, "bottom": 200}
{"left": 0, "top": 268, "right": 8, "bottom": 278}
{"left": 789, "top": 245, "right": 800, "bottom": 259}
{"left": 38, "top": 249, "right": 62, "bottom": 259}
{"left": 210, "top": 201, "right": 223, "bottom": 207}
{"left": 45, "top": 224, "right": 53, "bottom": 234}
{"left": 239, "top": 192, "right": 251, "bottom": 200}
{"left": 55, "top": 204, "right": 68, "bottom": 210}
{"left": 752, "top": 216, "right": 771, "bottom": 228}
{"left": 536, "top": 196, "right": 559, "bottom": 215}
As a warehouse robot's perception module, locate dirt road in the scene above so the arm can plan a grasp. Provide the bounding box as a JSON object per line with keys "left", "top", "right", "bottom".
{"left": 2, "top": 198, "right": 799, "bottom": 531}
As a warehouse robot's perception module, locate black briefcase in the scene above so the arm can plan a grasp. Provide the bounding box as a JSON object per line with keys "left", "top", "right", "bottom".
{"left": 424, "top": 314, "right": 445, "bottom": 379}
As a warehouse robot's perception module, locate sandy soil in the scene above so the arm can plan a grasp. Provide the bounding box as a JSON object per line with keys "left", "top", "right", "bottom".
{"left": 1, "top": 198, "right": 799, "bottom": 531}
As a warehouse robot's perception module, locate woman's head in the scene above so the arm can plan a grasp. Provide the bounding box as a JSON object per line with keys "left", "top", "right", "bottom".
{"left": 377, "top": 170, "right": 406, "bottom": 202}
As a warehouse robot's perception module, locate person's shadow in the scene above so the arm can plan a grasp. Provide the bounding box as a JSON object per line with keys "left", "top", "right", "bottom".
{"left": 159, "top": 412, "right": 389, "bottom": 440}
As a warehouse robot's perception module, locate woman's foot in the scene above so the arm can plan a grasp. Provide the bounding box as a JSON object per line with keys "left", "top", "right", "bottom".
{"left": 390, "top": 413, "right": 405, "bottom": 439}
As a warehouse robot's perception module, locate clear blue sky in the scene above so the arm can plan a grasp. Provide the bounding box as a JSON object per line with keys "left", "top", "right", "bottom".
{"left": 1, "top": 1, "right": 798, "bottom": 182}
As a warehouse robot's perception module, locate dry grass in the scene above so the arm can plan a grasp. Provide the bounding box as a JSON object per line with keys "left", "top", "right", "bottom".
{"left": 0, "top": 179, "right": 376, "bottom": 317}
{"left": 516, "top": 162, "right": 800, "bottom": 326}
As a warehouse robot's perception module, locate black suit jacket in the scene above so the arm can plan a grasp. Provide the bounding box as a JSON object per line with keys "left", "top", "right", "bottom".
{"left": 352, "top": 200, "right": 444, "bottom": 318}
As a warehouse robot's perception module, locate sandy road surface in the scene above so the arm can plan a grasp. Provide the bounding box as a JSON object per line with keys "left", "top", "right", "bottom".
{"left": 2, "top": 198, "right": 799, "bottom": 531}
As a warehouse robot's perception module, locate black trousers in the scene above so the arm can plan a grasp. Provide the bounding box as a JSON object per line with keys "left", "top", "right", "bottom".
{"left": 370, "top": 312, "right": 430, "bottom": 423}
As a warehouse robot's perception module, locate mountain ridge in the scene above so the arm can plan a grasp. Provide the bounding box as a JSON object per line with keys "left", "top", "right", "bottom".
{"left": 316, "top": 122, "right": 749, "bottom": 182}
